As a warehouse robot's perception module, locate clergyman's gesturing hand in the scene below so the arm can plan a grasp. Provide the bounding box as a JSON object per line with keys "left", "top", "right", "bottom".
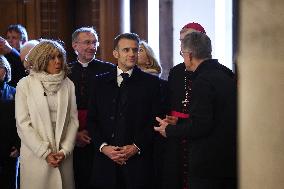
{"left": 154, "top": 117, "right": 169, "bottom": 138}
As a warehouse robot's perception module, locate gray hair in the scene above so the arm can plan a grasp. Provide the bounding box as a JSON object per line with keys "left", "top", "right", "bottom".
{"left": 26, "top": 39, "right": 69, "bottom": 77}
{"left": 182, "top": 32, "right": 212, "bottom": 59}
{"left": 0, "top": 55, "right": 12, "bottom": 82}
{"left": 20, "top": 39, "right": 40, "bottom": 67}
{"left": 72, "top": 27, "right": 98, "bottom": 43}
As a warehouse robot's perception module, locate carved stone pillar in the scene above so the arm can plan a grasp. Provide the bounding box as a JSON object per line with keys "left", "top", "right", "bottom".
{"left": 159, "top": 0, "right": 173, "bottom": 80}
{"left": 99, "top": 0, "right": 125, "bottom": 64}
{"left": 130, "top": 0, "right": 148, "bottom": 40}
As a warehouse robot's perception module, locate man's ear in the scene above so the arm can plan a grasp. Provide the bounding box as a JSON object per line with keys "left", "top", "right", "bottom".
{"left": 72, "top": 42, "right": 78, "bottom": 55}
{"left": 113, "top": 49, "right": 119, "bottom": 58}
{"left": 72, "top": 42, "right": 77, "bottom": 50}
{"left": 189, "top": 51, "right": 193, "bottom": 61}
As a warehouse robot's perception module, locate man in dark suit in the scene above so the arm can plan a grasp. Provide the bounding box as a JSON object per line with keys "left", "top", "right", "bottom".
{"left": 155, "top": 32, "right": 237, "bottom": 189}
{"left": 87, "top": 33, "right": 161, "bottom": 189}
{"left": 69, "top": 27, "right": 114, "bottom": 189}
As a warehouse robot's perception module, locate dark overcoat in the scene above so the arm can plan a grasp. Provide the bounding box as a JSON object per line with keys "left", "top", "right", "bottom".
{"left": 69, "top": 59, "right": 115, "bottom": 188}
{"left": 166, "top": 59, "right": 237, "bottom": 180}
{"left": 87, "top": 66, "right": 162, "bottom": 189}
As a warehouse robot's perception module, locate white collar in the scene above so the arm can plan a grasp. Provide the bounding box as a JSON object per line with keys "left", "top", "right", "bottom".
{"left": 77, "top": 57, "right": 94, "bottom": 67}
{"left": 117, "top": 67, "right": 133, "bottom": 77}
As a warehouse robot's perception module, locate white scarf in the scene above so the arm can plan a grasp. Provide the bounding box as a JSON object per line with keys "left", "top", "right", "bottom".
{"left": 30, "top": 70, "right": 65, "bottom": 95}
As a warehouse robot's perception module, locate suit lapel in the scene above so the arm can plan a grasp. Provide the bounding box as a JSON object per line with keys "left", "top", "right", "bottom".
{"left": 119, "top": 79, "right": 129, "bottom": 109}
{"left": 29, "top": 77, "right": 55, "bottom": 149}
{"left": 55, "top": 79, "right": 68, "bottom": 149}
{"left": 127, "top": 66, "right": 141, "bottom": 96}
{"left": 118, "top": 66, "right": 142, "bottom": 109}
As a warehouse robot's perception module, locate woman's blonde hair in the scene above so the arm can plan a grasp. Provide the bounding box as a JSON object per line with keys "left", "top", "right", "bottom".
{"left": 26, "top": 39, "right": 69, "bottom": 77}
{"left": 139, "top": 40, "right": 161, "bottom": 74}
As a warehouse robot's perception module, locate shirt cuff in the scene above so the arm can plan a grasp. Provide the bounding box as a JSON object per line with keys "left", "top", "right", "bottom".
{"left": 99, "top": 142, "right": 108, "bottom": 152}
{"left": 133, "top": 143, "right": 141, "bottom": 155}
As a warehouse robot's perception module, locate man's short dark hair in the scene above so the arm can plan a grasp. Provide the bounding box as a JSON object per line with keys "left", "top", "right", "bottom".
{"left": 114, "top": 33, "right": 140, "bottom": 50}
{"left": 7, "top": 24, "right": 28, "bottom": 42}
{"left": 182, "top": 32, "right": 212, "bottom": 59}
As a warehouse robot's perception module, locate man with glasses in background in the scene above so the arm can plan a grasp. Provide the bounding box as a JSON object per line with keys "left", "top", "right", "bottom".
{"left": 69, "top": 27, "right": 114, "bottom": 189}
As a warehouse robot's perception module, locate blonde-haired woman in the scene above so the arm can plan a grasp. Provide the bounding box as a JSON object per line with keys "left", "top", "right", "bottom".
{"left": 138, "top": 40, "right": 162, "bottom": 76}
{"left": 15, "top": 39, "right": 79, "bottom": 189}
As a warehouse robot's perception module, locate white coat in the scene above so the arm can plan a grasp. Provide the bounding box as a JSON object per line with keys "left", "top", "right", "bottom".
{"left": 15, "top": 75, "right": 79, "bottom": 189}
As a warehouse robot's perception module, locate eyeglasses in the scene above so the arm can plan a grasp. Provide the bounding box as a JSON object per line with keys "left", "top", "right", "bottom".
{"left": 76, "top": 40, "right": 99, "bottom": 47}
{"left": 180, "top": 50, "right": 190, "bottom": 57}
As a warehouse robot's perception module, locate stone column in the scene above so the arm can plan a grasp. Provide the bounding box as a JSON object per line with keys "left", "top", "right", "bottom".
{"left": 130, "top": 0, "right": 148, "bottom": 40}
{"left": 239, "top": 1, "right": 284, "bottom": 188}
{"left": 159, "top": 0, "right": 173, "bottom": 80}
{"left": 100, "top": 0, "right": 125, "bottom": 63}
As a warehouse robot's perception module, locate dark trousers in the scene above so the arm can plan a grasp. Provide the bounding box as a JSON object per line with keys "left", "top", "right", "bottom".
{"left": 0, "top": 157, "right": 17, "bottom": 189}
{"left": 86, "top": 166, "right": 129, "bottom": 189}
{"left": 73, "top": 144, "right": 94, "bottom": 189}
{"left": 88, "top": 165, "right": 151, "bottom": 189}
{"left": 116, "top": 165, "right": 131, "bottom": 189}
{"left": 155, "top": 138, "right": 184, "bottom": 189}
{"left": 189, "top": 177, "right": 237, "bottom": 189}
